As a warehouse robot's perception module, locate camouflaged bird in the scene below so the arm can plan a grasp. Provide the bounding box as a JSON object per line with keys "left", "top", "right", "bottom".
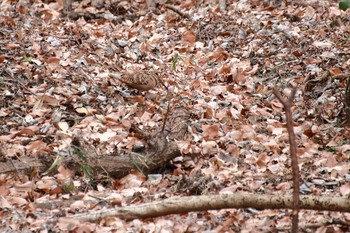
{"left": 109, "top": 70, "right": 166, "bottom": 91}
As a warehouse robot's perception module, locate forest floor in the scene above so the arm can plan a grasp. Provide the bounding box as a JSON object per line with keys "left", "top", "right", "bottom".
{"left": 0, "top": 0, "right": 350, "bottom": 232}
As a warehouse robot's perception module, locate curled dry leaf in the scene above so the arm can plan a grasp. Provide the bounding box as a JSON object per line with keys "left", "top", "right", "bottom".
{"left": 340, "top": 183, "right": 350, "bottom": 196}
{"left": 202, "top": 124, "right": 220, "bottom": 140}
{"left": 76, "top": 107, "right": 98, "bottom": 115}
{"left": 182, "top": 29, "right": 196, "bottom": 44}
{"left": 25, "top": 140, "right": 47, "bottom": 155}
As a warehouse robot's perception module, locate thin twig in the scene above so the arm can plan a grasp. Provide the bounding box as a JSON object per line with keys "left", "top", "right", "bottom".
{"left": 164, "top": 4, "right": 191, "bottom": 20}
{"left": 273, "top": 87, "right": 299, "bottom": 233}
{"left": 344, "top": 76, "right": 350, "bottom": 126}
{"left": 158, "top": 78, "right": 169, "bottom": 91}
{"left": 3, "top": 68, "right": 38, "bottom": 96}
{"left": 161, "top": 101, "right": 171, "bottom": 133}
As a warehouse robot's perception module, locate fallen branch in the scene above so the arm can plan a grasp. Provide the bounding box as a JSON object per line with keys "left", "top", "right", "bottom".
{"left": 0, "top": 144, "right": 181, "bottom": 179}
{"left": 0, "top": 106, "right": 189, "bottom": 179}
{"left": 65, "top": 193, "right": 350, "bottom": 222}
{"left": 164, "top": 4, "right": 191, "bottom": 20}
{"left": 344, "top": 76, "right": 350, "bottom": 126}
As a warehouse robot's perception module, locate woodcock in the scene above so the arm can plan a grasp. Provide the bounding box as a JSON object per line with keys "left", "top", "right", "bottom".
{"left": 109, "top": 70, "right": 166, "bottom": 91}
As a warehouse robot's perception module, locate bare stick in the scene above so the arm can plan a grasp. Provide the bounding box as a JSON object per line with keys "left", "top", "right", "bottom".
{"left": 161, "top": 101, "right": 171, "bottom": 133}
{"left": 273, "top": 87, "right": 299, "bottom": 233}
{"left": 61, "top": 193, "right": 350, "bottom": 223}
{"left": 164, "top": 4, "right": 191, "bottom": 20}
{"left": 344, "top": 77, "right": 350, "bottom": 126}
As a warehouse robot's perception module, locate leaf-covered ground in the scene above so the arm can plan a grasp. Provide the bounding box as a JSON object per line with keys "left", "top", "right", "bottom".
{"left": 1, "top": 0, "right": 350, "bottom": 232}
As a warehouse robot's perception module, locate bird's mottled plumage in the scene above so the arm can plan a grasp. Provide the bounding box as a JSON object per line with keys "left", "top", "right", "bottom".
{"left": 109, "top": 70, "right": 162, "bottom": 91}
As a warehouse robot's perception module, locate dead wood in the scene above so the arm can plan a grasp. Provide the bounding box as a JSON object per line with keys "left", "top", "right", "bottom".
{"left": 164, "top": 4, "right": 191, "bottom": 20}
{"left": 66, "top": 193, "right": 350, "bottom": 222}
{"left": 344, "top": 76, "right": 350, "bottom": 126}
{"left": 0, "top": 156, "right": 48, "bottom": 174}
{"left": 0, "top": 105, "right": 189, "bottom": 179}
{"left": 273, "top": 87, "right": 299, "bottom": 233}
